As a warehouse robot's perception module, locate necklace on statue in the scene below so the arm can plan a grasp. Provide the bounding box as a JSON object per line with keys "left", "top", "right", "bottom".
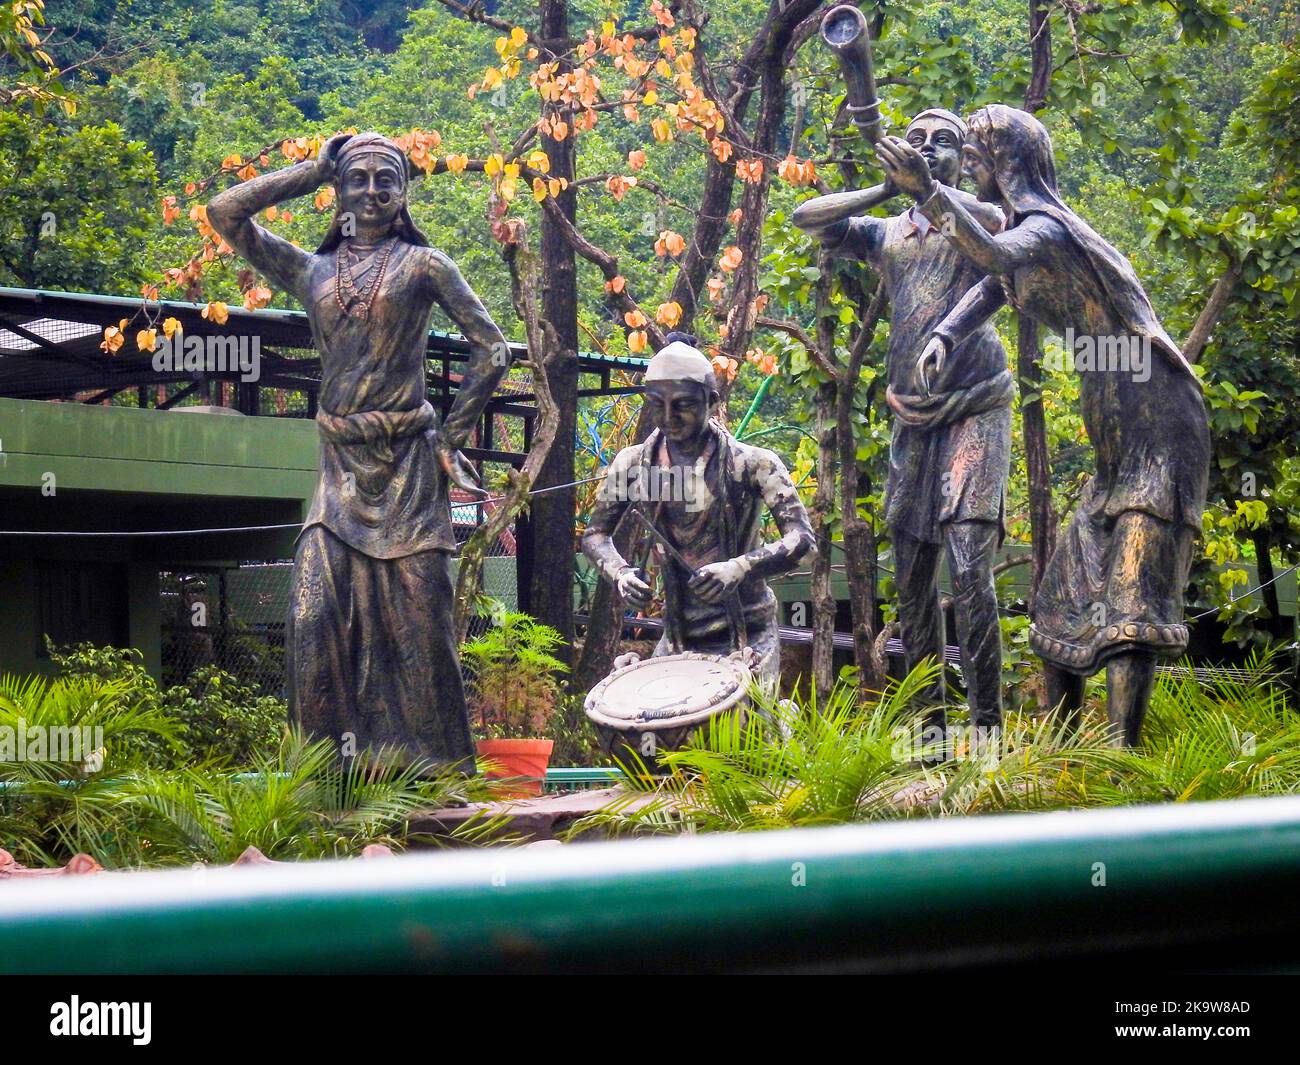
{"left": 334, "top": 237, "right": 397, "bottom": 320}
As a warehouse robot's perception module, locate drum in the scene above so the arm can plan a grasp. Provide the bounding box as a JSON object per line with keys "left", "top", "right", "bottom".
{"left": 584, "top": 651, "right": 752, "bottom": 768}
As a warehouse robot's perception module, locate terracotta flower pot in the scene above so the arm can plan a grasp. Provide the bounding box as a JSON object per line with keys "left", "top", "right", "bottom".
{"left": 476, "top": 738, "right": 554, "bottom": 797}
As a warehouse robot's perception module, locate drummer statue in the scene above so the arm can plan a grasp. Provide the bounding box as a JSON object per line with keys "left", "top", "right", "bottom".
{"left": 582, "top": 334, "right": 816, "bottom": 690}
{"left": 792, "top": 108, "right": 1012, "bottom": 753}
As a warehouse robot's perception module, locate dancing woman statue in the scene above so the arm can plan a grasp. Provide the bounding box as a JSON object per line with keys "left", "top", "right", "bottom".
{"left": 207, "top": 133, "right": 511, "bottom": 769}
{"left": 876, "top": 104, "right": 1209, "bottom": 745}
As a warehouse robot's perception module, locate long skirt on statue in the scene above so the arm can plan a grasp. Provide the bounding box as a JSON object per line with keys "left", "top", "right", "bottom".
{"left": 286, "top": 524, "right": 475, "bottom": 772}
{"left": 1029, "top": 354, "right": 1208, "bottom": 676}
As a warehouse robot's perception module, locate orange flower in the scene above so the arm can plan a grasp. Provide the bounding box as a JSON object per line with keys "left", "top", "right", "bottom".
{"left": 628, "top": 329, "right": 648, "bottom": 353}
{"left": 606, "top": 174, "right": 637, "bottom": 202}
{"left": 655, "top": 301, "right": 683, "bottom": 327}
{"left": 655, "top": 229, "right": 687, "bottom": 257}
{"left": 605, "top": 275, "right": 627, "bottom": 294}
{"left": 161, "top": 196, "right": 180, "bottom": 226}
{"left": 736, "top": 158, "right": 764, "bottom": 183}
{"left": 624, "top": 308, "right": 649, "bottom": 328}
{"left": 243, "top": 285, "right": 273, "bottom": 311}
{"left": 719, "top": 245, "right": 743, "bottom": 271}
{"left": 728, "top": 207, "right": 743, "bottom": 226}
{"left": 707, "top": 276, "right": 726, "bottom": 302}
{"left": 627, "top": 149, "right": 647, "bottom": 171}
{"left": 710, "top": 138, "right": 733, "bottom": 163}
{"left": 202, "top": 301, "right": 230, "bottom": 325}
{"left": 99, "top": 319, "right": 128, "bottom": 354}
{"left": 650, "top": 118, "right": 674, "bottom": 143}
{"left": 136, "top": 328, "right": 158, "bottom": 352}
{"left": 778, "top": 154, "right": 817, "bottom": 186}
{"left": 745, "top": 347, "right": 778, "bottom": 376}
{"left": 711, "top": 354, "right": 739, "bottom": 381}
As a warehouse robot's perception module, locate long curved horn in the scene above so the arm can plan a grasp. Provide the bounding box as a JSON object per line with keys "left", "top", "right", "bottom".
{"left": 821, "top": 5, "right": 884, "bottom": 144}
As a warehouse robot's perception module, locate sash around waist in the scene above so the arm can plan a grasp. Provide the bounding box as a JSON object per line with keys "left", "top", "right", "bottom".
{"left": 315, "top": 401, "right": 437, "bottom": 447}
{"left": 886, "top": 369, "right": 1015, "bottom": 430}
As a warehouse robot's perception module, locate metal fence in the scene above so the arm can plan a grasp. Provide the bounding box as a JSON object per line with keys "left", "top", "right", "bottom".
{"left": 160, "top": 531, "right": 520, "bottom": 695}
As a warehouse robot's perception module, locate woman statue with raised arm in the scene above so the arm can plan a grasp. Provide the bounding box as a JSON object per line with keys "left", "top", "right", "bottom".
{"left": 875, "top": 104, "right": 1209, "bottom": 745}
{"left": 207, "top": 133, "right": 511, "bottom": 770}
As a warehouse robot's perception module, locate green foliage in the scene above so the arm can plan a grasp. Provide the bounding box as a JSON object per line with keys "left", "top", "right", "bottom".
{"left": 461, "top": 605, "right": 569, "bottom": 739}
{"left": 0, "top": 110, "right": 156, "bottom": 291}
{"left": 572, "top": 653, "right": 1300, "bottom": 837}
{"left": 117, "top": 729, "right": 487, "bottom": 865}
{"left": 0, "top": 664, "right": 183, "bottom": 866}
{"left": 46, "top": 641, "right": 286, "bottom": 767}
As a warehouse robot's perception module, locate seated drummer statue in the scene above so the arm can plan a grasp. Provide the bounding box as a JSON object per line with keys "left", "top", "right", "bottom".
{"left": 582, "top": 334, "right": 816, "bottom": 690}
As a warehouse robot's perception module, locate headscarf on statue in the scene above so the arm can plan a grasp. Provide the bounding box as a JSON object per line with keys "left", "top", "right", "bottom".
{"left": 967, "top": 104, "right": 1197, "bottom": 382}
{"left": 315, "top": 132, "right": 432, "bottom": 253}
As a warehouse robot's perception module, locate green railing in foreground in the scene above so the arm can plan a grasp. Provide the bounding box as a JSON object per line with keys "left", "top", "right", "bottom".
{"left": 3, "top": 796, "right": 1300, "bottom": 973}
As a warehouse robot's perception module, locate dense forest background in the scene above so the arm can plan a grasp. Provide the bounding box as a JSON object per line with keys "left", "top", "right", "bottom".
{"left": 2, "top": 1, "right": 1298, "bottom": 679}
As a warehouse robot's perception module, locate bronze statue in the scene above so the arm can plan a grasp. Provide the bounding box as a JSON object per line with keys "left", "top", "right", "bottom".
{"left": 582, "top": 335, "right": 816, "bottom": 689}
{"left": 794, "top": 108, "right": 1012, "bottom": 748}
{"left": 207, "top": 132, "right": 511, "bottom": 769}
{"left": 876, "top": 104, "right": 1210, "bottom": 745}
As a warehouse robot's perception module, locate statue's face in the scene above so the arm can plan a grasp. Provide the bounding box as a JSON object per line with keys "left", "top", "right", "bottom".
{"left": 905, "top": 117, "right": 963, "bottom": 188}
{"left": 962, "top": 140, "right": 999, "bottom": 202}
{"left": 337, "top": 155, "right": 405, "bottom": 233}
{"left": 645, "top": 380, "right": 715, "bottom": 445}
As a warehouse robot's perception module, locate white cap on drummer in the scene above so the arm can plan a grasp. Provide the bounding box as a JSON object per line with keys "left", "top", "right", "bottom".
{"left": 645, "top": 337, "right": 714, "bottom": 385}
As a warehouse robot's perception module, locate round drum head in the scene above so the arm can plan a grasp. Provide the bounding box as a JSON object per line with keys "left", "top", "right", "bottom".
{"left": 586, "top": 653, "right": 751, "bottom": 731}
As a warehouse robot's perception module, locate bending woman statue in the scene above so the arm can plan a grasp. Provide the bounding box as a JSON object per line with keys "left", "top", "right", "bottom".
{"left": 876, "top": 104, "right": 1209, "bottom": 745}
{"left": 208, "top": 133, "right": 510, "bottom": 769}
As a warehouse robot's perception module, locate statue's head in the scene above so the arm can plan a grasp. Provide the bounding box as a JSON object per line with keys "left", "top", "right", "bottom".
{"left": 905, "top": 109, "right": 967, "bottom": 189}
{"left": 316, "top": 132, "right": 430, "bottom": 251}
{"left": 643, "top": 332, "right": 720, "bottom": 446}
{"left": 963, "top": 104, "right": 1059, "bottom": 209}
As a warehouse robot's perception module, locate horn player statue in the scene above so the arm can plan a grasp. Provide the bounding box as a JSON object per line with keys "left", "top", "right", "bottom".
{"left": 793, "top": 5, "right": 1013, "bottom": 757}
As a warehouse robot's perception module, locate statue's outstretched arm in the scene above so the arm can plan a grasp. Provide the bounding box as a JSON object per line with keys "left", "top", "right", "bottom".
{"left": 206, "top": 160, "right": 323, "bottom": 304}
{"left": 791, "top": 182, "right": 896, "bottom": 235}
{"left": 915, "top": 184, "right": 1055, "bottom": 276}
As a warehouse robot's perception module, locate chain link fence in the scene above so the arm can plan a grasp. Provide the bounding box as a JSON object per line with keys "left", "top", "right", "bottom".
{"left": 160, "top": 529, "right": 520, "bottom": 694}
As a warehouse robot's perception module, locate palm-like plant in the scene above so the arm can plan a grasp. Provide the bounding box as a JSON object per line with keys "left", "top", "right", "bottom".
{"left": 1089, "top": 650, "right": 1300, "bottom": 804}
{"left": 571, "top": 661, "right": 942, "bottom": 837}
{"left": 573, "top": 650, "right": 1300, "bottom": 837}
{"left": 118, "top": 729, "right": 497, "bottom": 866}
{"left": 0, "top": 672, "right": 184, "bottom": 866}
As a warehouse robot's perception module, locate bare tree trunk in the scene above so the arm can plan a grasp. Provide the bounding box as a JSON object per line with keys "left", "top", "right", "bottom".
{"left": 1183, "top": 261, "right": 1242, "bottom": 364}
{"left": 1018, "top": 312, "right": 1055, "bottom": 603}
{"left": 1020, "top": 2, "right": 1055, "bottom": 602}
{"left": 838, "top": 283, "right": 888, "bottom": 692}
{"left": 529, "top": 0, "right": 580, "bottom": 661}
{"left": 811, "top": 378, "right": 838, "bottom": 697}
{"left": 454, "top": 239, "right": 561, "bottom": 643}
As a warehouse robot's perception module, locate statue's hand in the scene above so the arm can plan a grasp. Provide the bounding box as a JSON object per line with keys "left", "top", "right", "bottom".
{"left": 615, "top": 566, "right": 652, "bottom": 609}
{"left": 316, "top": 133, "right": 354, "bottom": 184}
{"left": 436, "top": 444, "right": 488, "bottom": 499}
{"left": 918, "top": 335, "right": 949, "bottom": 395}
{"left": 688, "top": 558, "right": 751, "bottom": 604}
{"left": 875, "top": 136, "right": 935, "bottom": 202}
